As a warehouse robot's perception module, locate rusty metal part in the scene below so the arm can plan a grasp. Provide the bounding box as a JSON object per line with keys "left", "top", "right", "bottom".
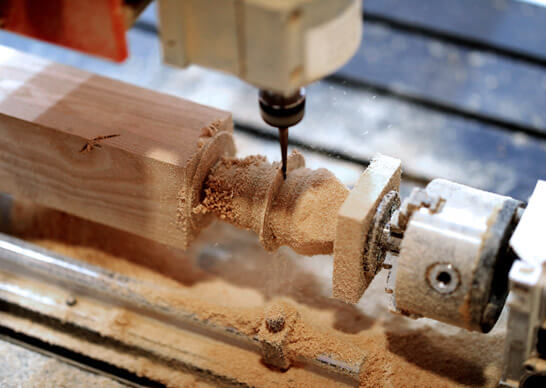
{"left": 388, "top": 179, "right": 522, "bottom": 332}
{"left": 365, "top": 190, "right": 400, "bottom": 278}
{"left": 0, "top": 232, "right": 364, "bottom": 385}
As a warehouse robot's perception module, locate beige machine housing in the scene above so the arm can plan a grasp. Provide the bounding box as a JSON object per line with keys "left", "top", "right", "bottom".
{"left": 158, "top": 0, "right": 362, "bottom": 95}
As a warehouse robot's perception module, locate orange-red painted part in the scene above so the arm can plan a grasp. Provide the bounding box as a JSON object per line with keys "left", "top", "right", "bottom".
{"left": 1, "top": 0, "right": 128, "bottom": 62}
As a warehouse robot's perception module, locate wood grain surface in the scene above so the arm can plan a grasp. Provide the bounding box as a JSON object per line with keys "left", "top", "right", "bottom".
{"left": 0, "top": 51, "right": 233, "bottom": 249}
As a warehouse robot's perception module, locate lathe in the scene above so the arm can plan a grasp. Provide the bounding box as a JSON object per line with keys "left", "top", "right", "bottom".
{"left": 0, "top": 1, "right": 544, "bottom": 387}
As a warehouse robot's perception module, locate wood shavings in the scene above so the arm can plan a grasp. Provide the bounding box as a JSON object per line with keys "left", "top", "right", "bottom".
{"left": 9, "top": 202, "right": 505, "bottom": 387}
{"left": 200, "top": 151, "right": 349, "bottom": 255}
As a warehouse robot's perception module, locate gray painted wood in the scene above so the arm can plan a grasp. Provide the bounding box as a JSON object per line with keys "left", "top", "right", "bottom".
{"left": 338, "top": 21, "right": 546, "bottom": 133}
{"left": 364, "top": 0, "right": 546, "bottom": 62}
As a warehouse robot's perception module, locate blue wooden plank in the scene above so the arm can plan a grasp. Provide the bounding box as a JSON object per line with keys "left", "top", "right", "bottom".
{"left": 363, "top": 0, "right": 546, "bottom": 63}
{"left": 338, "top": 22, "right": 546, "bottom": 134}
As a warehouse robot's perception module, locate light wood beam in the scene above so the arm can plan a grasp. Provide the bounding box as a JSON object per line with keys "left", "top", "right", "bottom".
{"left": 0, "top": 49, "right": 235, "bottom": 249}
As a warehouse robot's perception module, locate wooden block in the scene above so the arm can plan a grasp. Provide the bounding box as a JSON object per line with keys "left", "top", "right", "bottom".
{"left": 333, "top": 154, "right": 401, "bottom": 303}
{"left": 0, "top": 49, "right": 234, "bottom": 249}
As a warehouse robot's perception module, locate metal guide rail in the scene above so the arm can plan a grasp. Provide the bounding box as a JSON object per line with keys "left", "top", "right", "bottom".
{"left": 0, "top": 232, "right": 362, "bottom": 387}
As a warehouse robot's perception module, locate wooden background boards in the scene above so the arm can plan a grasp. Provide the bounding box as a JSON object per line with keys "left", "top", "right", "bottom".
{"left": 363, "top": 0, "right": 546, "bottom": 64}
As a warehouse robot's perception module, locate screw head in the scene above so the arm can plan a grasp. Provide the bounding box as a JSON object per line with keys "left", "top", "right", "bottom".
{"left": 427, "top": 263, "right": 461, "bottom": 294}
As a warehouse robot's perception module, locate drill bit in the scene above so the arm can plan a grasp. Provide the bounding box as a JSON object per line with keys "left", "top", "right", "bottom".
{"left": 258, "top": 88, "right": 305, "bottom": 181}
{"left": 279, "top": 127, "right": 288, "bottom": 179}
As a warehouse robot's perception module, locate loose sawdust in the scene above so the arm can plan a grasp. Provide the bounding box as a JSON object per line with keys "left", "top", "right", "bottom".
{"left": 9, "top": 201, "right": 505, "bottom": 387}
{"left": 198, "top": 152, "right": 349, "bottom": 255}
{"left": 196, "top": 154, "right": 270, "bottom": 224}
{"left": 197, "top": 120, "right": 223, "bottom": 148}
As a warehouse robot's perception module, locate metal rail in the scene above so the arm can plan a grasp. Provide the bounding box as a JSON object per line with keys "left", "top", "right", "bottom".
{"left": 0, "top": 232, "right": 362, "bottom": 384}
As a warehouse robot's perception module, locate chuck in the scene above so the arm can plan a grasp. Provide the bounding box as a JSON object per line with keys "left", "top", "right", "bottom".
{"left": 258, "top": 89, "right": 306, "bottom": 179}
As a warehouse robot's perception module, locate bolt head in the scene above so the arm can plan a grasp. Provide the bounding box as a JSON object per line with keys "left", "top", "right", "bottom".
{"left": 426, "top": 263, "right": 461, "bottom": 294}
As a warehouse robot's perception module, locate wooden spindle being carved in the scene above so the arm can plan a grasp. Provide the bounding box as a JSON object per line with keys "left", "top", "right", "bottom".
{"left": 0, "top": 51, "right": 401, "bottom": 305}
{"left": 197, "top": 151, "right": 350, "bottom": 256}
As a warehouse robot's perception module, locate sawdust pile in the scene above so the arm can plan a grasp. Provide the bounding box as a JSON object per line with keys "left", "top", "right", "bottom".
{"left": 356, "top": 326, "right": 504, "bottom": 388}
{"left": 198, "top": 152, "right": 349, "bottom": 256}
{"left": 9, "top": 201, "right": 505, "bottom": 387}
{"left": 197, "top": 154, "right": 270, "bottom": 224}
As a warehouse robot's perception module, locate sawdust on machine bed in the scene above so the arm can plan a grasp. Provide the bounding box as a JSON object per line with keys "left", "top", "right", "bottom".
{"left": 10, "top": 201, "right": 505, "bottom": 387}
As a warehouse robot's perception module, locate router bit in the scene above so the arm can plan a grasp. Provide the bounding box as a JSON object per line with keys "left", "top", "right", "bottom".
{"left": 259, "top": 89, "right": 306, "bottom": 179}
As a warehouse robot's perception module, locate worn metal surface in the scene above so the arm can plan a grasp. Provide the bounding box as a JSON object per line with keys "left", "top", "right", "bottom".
{"left": 0, "top": 232, "right": 363, "bottom": 385}
{"left": 391, "top": 179, "right": 521, "bottom": 332}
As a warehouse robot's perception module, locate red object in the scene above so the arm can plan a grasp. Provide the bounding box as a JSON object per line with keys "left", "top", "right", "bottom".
{"left": 1, "top": 0, "right": 128, "bottom": 62}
